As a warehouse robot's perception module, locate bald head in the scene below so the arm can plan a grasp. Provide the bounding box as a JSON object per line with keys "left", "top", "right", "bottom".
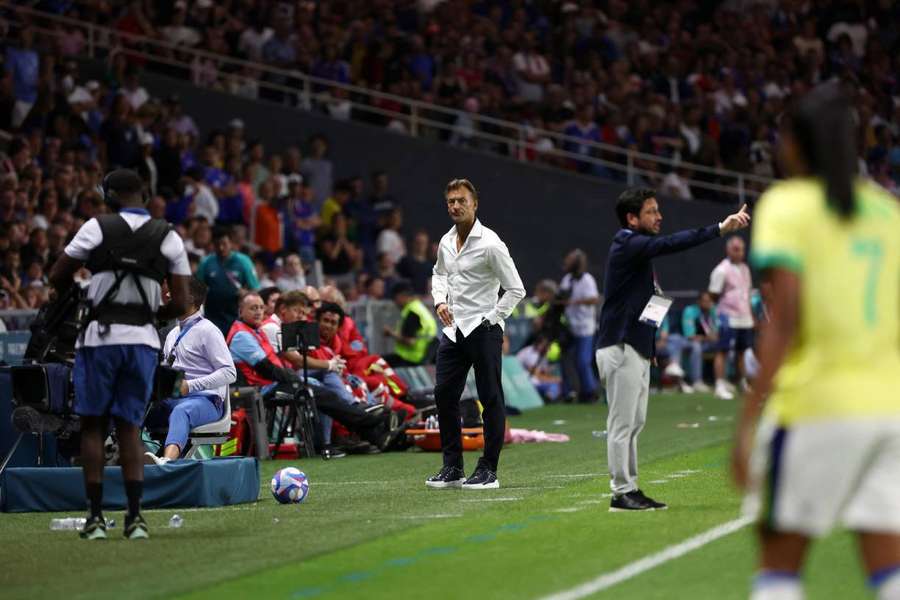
{"left": 726, "top": 236, "right": 745, "bottom": 264}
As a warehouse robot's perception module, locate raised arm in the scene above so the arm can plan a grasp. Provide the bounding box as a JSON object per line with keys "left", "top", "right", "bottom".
{"left": 628, "top": 205, "right": 751, "bottom": 260}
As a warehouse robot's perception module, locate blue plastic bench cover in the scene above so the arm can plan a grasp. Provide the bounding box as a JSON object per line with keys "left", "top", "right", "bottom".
{"left": 1, "top": 457, "right": 259, "bottom": 512}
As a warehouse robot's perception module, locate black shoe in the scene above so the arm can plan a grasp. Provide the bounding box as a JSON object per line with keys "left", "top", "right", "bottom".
{"left": 320, "top": 445, "right": 347, "bottom": 460}
{"left": 123, "top": 514, "right": 149, "bottom": 540}
{"left": 634, "top": 489, "right": 668, "bottom": 510}
{"left": 609, "top": 491, "right": 656, "bottom": 512}
{"left": 79, "top": 515, "right": 107, "bottom": 540}
{"left": 461, "top": 467, "right": 499, "bottom": 490}
{"left": 425, "top": 466, "right": 466, "bottom": 489}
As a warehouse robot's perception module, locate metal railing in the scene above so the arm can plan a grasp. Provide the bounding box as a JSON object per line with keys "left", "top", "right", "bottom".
{"left": 2, "top": 2, "right": 774, "bottom": 204}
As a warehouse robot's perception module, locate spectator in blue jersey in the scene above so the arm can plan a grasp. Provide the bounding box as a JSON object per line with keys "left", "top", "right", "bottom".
{"left": 563, "top": 104, "right": 603, "bottom": 176}
{"left": 197, "top": 225, "right": 259, "bottom": 335}
{"left": 287, "top": 178, "right": 320, "bottom": 265}
{"left": 5, "top": 27, "right": 39, "bottom": 129}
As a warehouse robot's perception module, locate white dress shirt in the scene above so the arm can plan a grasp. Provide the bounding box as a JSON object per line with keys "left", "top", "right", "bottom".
{"left": 431, "top": 219, "right": 525, "bottom": 341}
{"left": 163, "top": 311, "right": 237, "bottom": 402}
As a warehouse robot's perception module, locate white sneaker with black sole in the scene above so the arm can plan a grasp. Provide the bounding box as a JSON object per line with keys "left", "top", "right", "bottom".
{"left": 425, "top": 466, "right": 466, "bottom": 489}
{"left": 461, "top": 467, "right": 499, "bottom": 490}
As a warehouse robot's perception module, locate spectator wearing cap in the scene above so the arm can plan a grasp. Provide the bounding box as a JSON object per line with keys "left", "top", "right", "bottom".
{"left": 197, "top": 225, "right": 259, "bottom": 335}
{"left": 383, "top": 280, "right": 438, "bottom": 367}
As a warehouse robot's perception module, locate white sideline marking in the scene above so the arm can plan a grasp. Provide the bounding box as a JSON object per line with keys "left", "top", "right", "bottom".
{"left": 553, "top": 507, "right": 582, "bottom": 513}
{"left": 539, "top": 516, "right": 753, "bottom": 600}
{"left": 393, "top": 514, "right": 462, "bottom": 520}
{"left": 647, "top": 479, "right": 669, "bottom": 484}
{"left": 547, "top": 473, "right": 603, "bottom": 479}
{"left": 460, "top": 497, "right": 522, "bottom": 503}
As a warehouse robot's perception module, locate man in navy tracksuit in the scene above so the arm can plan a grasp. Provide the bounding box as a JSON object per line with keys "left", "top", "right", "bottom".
{"left": 596, "top": 187, "right": 750, "bottom": 511}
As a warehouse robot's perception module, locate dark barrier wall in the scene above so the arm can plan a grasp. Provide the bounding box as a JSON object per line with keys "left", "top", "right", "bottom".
{"left": 141, "top": 72, "right": 746, "bottom": 294}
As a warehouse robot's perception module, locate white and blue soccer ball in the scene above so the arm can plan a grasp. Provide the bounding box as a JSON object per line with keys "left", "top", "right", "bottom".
{"left": 270, "top": 467, "right": 310, "bottom": 504}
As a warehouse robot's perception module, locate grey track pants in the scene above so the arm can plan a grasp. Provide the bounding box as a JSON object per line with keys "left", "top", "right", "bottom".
{"left": 596, "top": 343, "right": 650, "bottom": 495}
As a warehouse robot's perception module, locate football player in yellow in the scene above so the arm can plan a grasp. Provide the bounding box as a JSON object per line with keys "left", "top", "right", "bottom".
{"left": 733, "top": 83, "right": 900, "bottom": 600}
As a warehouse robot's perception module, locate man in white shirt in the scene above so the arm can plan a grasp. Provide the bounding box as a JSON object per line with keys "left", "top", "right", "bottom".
{"left": 49, "top": 169, "right": 191, "bottom": 540}
{"left": 427, "top": 179, "right": 525, "bottom": 490}
{"left": 184, "top": 166, "right": 218, "bottom": 224}
{"left": 146, "top": 278, "right": 236, "bottom": 464}
{"left": 274, "top": 253, "right": 306, "bottom": 292}
{"left": 708, "top": 236, "right": 754, "bottom": 399}
{"left": 559, "top": 249, "right": 600, "bottom": 403}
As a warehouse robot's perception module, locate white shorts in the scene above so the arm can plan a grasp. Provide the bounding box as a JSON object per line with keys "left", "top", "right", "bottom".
{"left": 743, "top": 417, "right": 900, "bottom": 537}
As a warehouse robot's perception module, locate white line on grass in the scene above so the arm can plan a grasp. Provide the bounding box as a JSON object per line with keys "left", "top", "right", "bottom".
{"left": 538, "top": 516, "right": 753, "bottom": 600}
{"left": 460, "top": 497, "right": 523, "bottom": 503}
{"left": 547, "top": 473, "right": 603, "bottom": 479}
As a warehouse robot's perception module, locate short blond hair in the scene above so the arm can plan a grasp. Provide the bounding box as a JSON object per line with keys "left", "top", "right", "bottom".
{"left": 445, "top": 178, "right": 478, "bottom": 201}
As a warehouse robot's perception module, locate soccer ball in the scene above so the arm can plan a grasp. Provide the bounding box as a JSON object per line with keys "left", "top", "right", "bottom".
{"left": 270, "top": 467, "right": 310, "bottom": 504}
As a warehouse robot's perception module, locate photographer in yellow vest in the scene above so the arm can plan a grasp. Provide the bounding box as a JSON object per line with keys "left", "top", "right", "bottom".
{"left": 383, "top": 280, "right": 438, "bottom": 367}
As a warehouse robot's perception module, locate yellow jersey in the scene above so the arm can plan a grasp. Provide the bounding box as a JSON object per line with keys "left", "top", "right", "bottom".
{"left": 751, "top": 178, "right": 900, "bottom": 425}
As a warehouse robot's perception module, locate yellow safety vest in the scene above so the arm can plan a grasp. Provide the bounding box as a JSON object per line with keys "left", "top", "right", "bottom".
{"left": 394, "top": 299, "right": 438, "bottom": 364}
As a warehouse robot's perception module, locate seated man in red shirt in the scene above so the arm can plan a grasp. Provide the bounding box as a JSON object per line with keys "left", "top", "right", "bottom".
{"left": 226, "top": 293, "right": 402, "bottom": 452}
{"left": 311, "top": 302, "right": 416, "bottom": 420}
{"left": 320, "top": 286, "right": 410, "bottom": 400}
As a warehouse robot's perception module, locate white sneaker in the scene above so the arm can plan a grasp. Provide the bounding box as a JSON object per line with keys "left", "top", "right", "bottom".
{"left": 664, "top": 362, "right": 685, "bottom": 379}
{"left": 714, "top": 381, "right": 734, "bottom": 400}
{"left": 144, "top": 451, "right": 170, "bottom": 466}
{"left": 678, "top": 380, "right": 695, "bottom": 394}
{"left": 692, "top": 381, "right": 711, "bottom": 393}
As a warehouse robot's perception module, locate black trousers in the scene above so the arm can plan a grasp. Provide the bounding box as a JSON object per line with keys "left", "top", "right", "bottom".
{"left": 434, "top": 323, "right": 505, "bottom": 472}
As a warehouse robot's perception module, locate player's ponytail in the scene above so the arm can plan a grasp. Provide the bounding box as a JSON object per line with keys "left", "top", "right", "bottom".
{"left": 788, "top": 83, "right": 857, "bottom": 220}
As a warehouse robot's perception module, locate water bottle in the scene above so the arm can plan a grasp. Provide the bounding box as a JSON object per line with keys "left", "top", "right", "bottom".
{"left": 169, "top": 514, "right": 183, "bottom": 528}
{"left": 49, "top": 517, "right": 86, "bottom": 530}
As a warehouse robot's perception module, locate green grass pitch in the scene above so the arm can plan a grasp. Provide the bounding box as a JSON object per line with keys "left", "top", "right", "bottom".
{"left": 0, "top": 395, "right": 869, "bottom": 599}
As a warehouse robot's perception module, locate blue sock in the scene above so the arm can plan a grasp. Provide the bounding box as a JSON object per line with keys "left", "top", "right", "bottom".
{"left": 870, "top": 565, "right": 900, "bottom": 600}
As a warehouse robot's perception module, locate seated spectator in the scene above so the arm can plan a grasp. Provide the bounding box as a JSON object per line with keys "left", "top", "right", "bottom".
{"left": 396, "top": 229, "right": 433, "bottom": 295}
{"left": 275, "top": 253, "right": 306, "bottom": 292}
{"left": 259, "top": 286, "right": 280, "bottom": 317}
{"left": 311, "top": 301, "right": 414, "bottom": 420}
{"left": 516, "top": 338, "right": 561, "bottom": 402}
{"left": 680, "top": 291, "right": 725, "bottom": 394}
{"left": 383, "top": 280, "right": 438, "bottom": 367}
{"left": 197, "top": 226, "right": 259, "bottom": 335}
{"left": 226, "top": 293, "right": 400, "bottom": 453}
{"left": 145, "top": 278, "right": 236, "bottom": 463}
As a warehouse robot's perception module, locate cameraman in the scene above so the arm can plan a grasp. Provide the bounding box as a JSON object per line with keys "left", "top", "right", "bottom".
{"left": 559, "top": 249, "right": 600, "bottom": 403}
{"left": 49, "top": 169, "right": 191, "bottom": 540}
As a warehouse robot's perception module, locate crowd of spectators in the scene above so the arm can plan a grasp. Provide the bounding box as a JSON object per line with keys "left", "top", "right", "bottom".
{"left": 24, "top": 0, "right": 900, "bottom": 199}
{"left": 0, "top": 21, "right": 441, "bottom": 332}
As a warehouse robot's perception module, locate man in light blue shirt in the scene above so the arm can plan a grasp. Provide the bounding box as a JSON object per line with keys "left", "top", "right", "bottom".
{"left": 145, "top": 278, "right": 236, "bottom": 463}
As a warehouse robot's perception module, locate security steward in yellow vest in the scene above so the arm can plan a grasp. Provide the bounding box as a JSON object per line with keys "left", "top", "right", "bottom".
{"left": 383, "top": 280, "right": 438, "bottom": 367}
